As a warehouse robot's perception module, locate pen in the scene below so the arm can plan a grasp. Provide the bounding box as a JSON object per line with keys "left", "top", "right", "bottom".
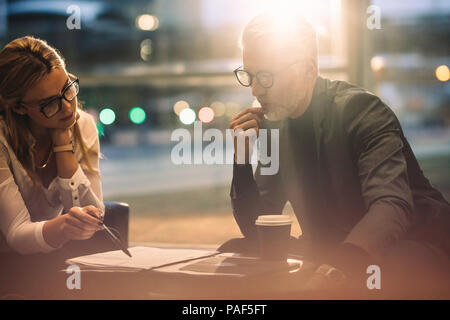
{"left": 84, "top": 209, "right": 132, "bottom": 258}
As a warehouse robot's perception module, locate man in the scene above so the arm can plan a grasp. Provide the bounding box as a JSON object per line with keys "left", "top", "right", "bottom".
{"left": 222, "top": 12, "right": 450, "bottom": 298}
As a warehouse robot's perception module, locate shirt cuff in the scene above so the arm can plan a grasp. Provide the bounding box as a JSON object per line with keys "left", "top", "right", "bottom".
{"left": 328, "top": 242, "right": 373, "bottom": 280}
{"left": 56, "top": 165, "right": 91, "bottom": 191}
{"left": 35, "top": 221, "right": 60, "bottom": 253}
{"left": 55, "top": 166, "right": 91, "bottom": 207}
{"left": 343, "top": 200, "right": 411, "bottom": 262}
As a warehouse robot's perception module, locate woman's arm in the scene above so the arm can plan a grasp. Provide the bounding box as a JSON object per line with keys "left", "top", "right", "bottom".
{"left": 51, "top": 111, "right": 105, "bottom": 213}
{"left": 51, "top": 124, "right": 79, "bottom": 179}
{"left": 0, "top": 143, "right": 102, "bottom": 253}
{"left": 0, "top": 144, "right": 62, "bottom": 254}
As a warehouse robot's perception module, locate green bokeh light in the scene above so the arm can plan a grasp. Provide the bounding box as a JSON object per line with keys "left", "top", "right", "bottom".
{"left": 96, "top": 122, "right": 105, "bottom": 137}
{"left": 129, "top": 107, "right": 146, "bottom": 124}
{"left": 99, "top": 108, "right": 116, "bottom": 125}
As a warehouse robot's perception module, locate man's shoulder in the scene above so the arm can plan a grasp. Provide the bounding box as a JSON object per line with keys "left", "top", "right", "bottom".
{"left": 323, "top": 78, "right": 383, "bottom": 112}
{"left": 320, "top": 78, "right": 395, "bottom": 125}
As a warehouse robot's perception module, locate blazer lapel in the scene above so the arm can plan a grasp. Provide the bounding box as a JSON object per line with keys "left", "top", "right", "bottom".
{"left": 310, "top": 76, "right": 331, "bottom": 183}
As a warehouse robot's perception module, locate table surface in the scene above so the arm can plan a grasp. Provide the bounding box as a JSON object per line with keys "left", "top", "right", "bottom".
{"left": 60, "top": 247, "right": 321, "bottom": 300}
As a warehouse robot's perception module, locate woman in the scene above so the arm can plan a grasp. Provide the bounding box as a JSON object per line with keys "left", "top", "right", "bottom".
{"left": 0, "top": 36, "right": 104, "bottom": 258}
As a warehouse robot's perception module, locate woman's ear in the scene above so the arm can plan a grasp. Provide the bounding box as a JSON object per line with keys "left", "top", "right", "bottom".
{"left": 12, "top": 104, "right": 28, "bottom": 116}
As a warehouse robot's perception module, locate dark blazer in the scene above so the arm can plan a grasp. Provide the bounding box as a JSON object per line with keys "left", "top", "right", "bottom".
{"left": 230, "top": 76, "right": 450, "bottom": 262}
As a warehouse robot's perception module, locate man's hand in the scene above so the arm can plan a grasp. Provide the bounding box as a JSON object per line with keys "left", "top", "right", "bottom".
{"left": 229, "top": 107, "right": 265, "bottom": 164}
{"left": 303, "top": 264, "right": 347, "bottom": 295}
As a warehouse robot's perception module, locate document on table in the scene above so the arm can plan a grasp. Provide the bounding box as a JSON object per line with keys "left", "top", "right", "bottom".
{"left": 66, "top": 246, "right": 218, "bottom": 271}
{"left": 155, "top": 253, "right": 303, "bottom": 277}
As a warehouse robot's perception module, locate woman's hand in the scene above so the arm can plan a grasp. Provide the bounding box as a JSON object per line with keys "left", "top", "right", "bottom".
{"left": 43, "top": 205, "right": 103, "bottom": 248}
{"left": 51, "top": 111, "right": 80, "bottom": 179}
{"left": 60, "top": 205, "right": 103, "bottom": 242}
{"left": 50, "top": 111, "right": 80, "bottom": 146}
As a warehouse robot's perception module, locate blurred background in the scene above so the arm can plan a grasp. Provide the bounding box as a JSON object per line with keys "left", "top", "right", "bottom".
{"left": 1, "top": 0, "right": 449, "bottom": 247}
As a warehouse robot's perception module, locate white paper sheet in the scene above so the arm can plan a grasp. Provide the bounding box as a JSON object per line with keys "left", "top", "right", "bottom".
{"left": 66, "top": 246, "right": 218, "bottom": 271}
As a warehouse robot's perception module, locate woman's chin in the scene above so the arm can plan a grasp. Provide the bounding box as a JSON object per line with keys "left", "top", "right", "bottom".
{"left": 55, "top": 120, "right": 75, "bottom": 130}
{"left": 60, "top": 116, "right": 76, "bottom": 128}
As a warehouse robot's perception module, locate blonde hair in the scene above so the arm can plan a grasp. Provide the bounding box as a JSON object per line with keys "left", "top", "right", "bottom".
{"left": 0, "top": 36, "right": 93, "bottom": 184}
{"left": 240, "top": 12, "right": 318, "bottom": 72}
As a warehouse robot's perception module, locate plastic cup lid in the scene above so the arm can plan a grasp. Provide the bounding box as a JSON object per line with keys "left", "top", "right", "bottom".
{"left": 255, "top": 215, "right": 292, "bottom": 226}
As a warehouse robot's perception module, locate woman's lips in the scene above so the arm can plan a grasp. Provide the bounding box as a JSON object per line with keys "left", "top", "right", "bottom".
{"left": 60, "top": 113, "right": 74, "bottom": 121}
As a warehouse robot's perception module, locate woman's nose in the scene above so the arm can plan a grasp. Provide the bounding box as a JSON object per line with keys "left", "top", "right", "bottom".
{"left": 61, "top": 97, "right": 74, "bottom": 113}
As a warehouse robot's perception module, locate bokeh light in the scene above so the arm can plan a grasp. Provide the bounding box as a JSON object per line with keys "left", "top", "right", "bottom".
{"left": 179, "top": 108, "right": 196, "bottom": 125}
{"left": 140, "top": 39, "right": 152, "bottom": 61}
{"left": 435, "top": 65, "right": 449, "bottom": 82}
{"left": 173, "top": 63, "right": 186, "bottom": 74}
{"left": 96, "top": 122, "right": 104, "bottom": 137}
{"left": 136, "top": 14, "right": 159, "bottom": 31}
{"left": 129, "top": 107, "right": 146, "bottom": 124}
{"left": 210, "top": 101, "right": 226, "bottom": 117}
{"left": 370, "top": 56, "right": 385, "bottom": 73}
{"left": 174, "top": 100, "right": 189, "bottom": 115}
{"left": 99, "top": 108, "right": 116, "bottom": 125}
{"left": 198, "top": 107, "right": 215, "bottom": 123}
{"left": 225, "top": 102, "right": 241, "bottom": 117}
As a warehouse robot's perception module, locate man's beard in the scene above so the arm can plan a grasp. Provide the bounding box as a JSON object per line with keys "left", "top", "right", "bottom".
{"left": 264, "top": 102, "right": 299, "bottom": 121}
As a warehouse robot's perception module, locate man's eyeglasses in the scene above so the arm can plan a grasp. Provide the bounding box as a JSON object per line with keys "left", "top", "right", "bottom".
{"left": 21, "top": 77, "right": 80, "bottom": 119}
{"left": 234, "top": 60, "right": 302, "bottom": 89}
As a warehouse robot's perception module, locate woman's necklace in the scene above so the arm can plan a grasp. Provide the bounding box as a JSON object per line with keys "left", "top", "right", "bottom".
{"left": 36, "top": 146, "right": 53, "bottom": 169}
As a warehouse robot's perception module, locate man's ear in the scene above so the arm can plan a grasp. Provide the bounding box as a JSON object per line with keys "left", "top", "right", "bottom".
{"left": 12, "top": 104, "right": 28, "bottom": 115}
{"left": 304, "top": 57, "right": 317, "bottom": 80}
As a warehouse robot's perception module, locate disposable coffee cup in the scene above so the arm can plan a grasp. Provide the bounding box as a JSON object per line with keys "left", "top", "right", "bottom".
{"left": 255, "top": 215, "right": 292, "bottom": 261}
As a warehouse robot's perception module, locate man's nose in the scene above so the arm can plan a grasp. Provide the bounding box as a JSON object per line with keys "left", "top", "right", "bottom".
{"left": 250, "top": 80, "right": 266, "bottom": 97}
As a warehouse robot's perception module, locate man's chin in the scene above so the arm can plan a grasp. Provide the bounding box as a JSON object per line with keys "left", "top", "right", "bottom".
{"left": 264, "top": 108, "right": 291, "bottom": 121}
{"left": 264, "top": 104, "right": 302, "bottom": 121}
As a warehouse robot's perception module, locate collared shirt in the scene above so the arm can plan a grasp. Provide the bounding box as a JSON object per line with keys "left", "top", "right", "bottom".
{"left": 0, "top": 110, "right": 104, "bottom": 254}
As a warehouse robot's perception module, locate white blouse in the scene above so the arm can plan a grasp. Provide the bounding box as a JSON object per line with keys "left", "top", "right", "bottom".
{"left": 0, "top": 110, "right": 104, "bottom": 254}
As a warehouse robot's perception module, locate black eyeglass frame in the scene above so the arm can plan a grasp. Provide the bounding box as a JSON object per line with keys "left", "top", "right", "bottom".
{"left": 233, "top": 59, "right": 303, "bottom": 89}
{"left": 20, "top": 77, "right": 80, "bottom": 119}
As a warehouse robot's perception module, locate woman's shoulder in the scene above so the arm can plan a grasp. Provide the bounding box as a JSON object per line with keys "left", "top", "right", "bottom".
{"left": 0, "top": 116, "right": 10, "bottom": 146}
{"left": 0, "top": 115, "right": 7, "bottom": 135}
{"left": 76, "top": 109, "right": 98, "bottom": 149}
{"left": 0, "top": 117, "right": 11, "bottom": 162}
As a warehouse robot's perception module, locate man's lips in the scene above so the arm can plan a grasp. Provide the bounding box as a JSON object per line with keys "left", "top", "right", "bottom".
{"left": 260, "top": 103, "right": 270, "bottom": 111}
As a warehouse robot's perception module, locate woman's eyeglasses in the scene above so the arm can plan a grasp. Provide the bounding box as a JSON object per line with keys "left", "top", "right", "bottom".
{"left": 21, "top": 77, "right": 80, "bottom": 118}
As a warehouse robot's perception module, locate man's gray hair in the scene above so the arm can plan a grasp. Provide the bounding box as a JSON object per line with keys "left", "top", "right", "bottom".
{"left": 239, "top": 12, "right": 318, "bottom": 67}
